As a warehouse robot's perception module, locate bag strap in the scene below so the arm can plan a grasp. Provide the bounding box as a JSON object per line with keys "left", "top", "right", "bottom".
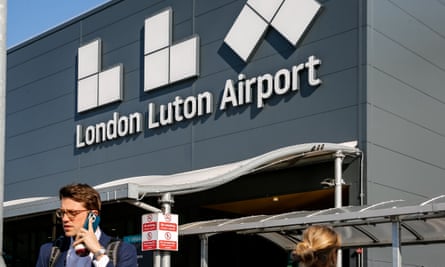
{"left": 106, "top": 239, "right": 122, "bottom": 266}
{"left": 49, "top": 245, "right": 60, "bottom": 267}
{"left": 49, "top": 236, "right": 66, "bottom": 267}
{"left": 49, "top": 236, "right": 121, "bottom": 266}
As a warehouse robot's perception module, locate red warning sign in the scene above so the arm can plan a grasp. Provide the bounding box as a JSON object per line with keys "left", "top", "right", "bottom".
{"left": 159, "top": 222, "right": 177, "bottom": 231}
{"left": 141, "top": 213, "right": 178, "bottom": 251}
{"left": 142, "top": 240, "right": 157, "bottom": 250}
{"left": 159, "top": 240, "right": 177, "bottom": 250}
{"left": 143, "top": 222, "right": 157, "bottom": 231}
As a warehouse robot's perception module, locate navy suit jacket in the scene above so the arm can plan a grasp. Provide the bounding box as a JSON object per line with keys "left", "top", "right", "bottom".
{"left": 35, "top": 232, "right": 137, "bottom": 267}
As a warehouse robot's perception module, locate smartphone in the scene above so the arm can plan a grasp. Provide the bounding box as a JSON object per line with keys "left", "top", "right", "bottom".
{"left": 83, "top": 212, "right": 100, "bottom": 231}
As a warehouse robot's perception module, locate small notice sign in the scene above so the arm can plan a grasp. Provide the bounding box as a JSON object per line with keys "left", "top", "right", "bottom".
{"left": 141, "top": 213, "right": 178, "bottom": 251}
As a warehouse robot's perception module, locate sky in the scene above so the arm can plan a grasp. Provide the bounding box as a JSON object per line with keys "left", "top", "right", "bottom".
{"left": 7, "top": 0, "right": 110, "bottom": 48}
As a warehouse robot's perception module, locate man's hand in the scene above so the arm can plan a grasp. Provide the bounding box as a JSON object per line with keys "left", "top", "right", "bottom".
{"left": 73, "top": 216, "right": 104, "bottom": 259}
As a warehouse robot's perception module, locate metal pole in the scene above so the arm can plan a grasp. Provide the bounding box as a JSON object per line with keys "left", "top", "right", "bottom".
{"left": 0, "top": 0, "right": 6, "bottom": 265}
{"left": 161, "top": 248, "right": 171, "bottom": 267}
{"left": 159, "top": 193, "right": 174, "bottom": 267}
{"left": 200, "top": 235, "right": 209, "bottom": 267}
{"left": 392, "top": 219, "right": 402, "bottom": 267}
{"left": 334, "top": 151, "right": 344, "bottom": 267}
{"left": 153, "top": 251, "right": 161, "bottom": 267}
{"left": 334, "top": 151, "right": 344, "bottom": 208}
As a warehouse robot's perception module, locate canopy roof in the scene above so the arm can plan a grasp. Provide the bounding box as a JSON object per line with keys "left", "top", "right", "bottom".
{"left": 179, "top": 195, "right": 445, "bottom": 249}
{"left": 4, "top": 142, "right": 360, "bottom": 218}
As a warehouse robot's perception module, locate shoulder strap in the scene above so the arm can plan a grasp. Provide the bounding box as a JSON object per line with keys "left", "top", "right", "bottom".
{"left": 49, "top": 236, "right": 65, "bottom": 267}
{"left": 106, "top": 239, "right": 122, "bottom": 266}
{"left": 49, "top": 236, "right": 121, "bottom": 266}
{"left": 49, "top": 246, "right": 60, "bottom": 267}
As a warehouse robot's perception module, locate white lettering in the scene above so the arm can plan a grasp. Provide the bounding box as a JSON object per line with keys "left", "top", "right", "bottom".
{"left": 75, "top": 55, "right": 323, "bottom": 149}
{"left": 237, "top": 74, "right": 246, "bottom": 105}
{"left": 96, "top": 122, "right": 106, "bottom": 143}
{"left": 257, "top": 73, "right": 273, "bottom": 108}
{"left": 118, "top": 115, "right": 129, "bottom": 136}
{"left": 148, "top": 92, "right": 213, "bottom": 129}
{"left": 129, "top": 112, "right": 143, "bottom": 133}
{"left": 220, "top": 55, "right": 322, "bottom": 110}
{"left": 173, "top": 96, "right": 184, "bottom": 122}
{"left": 197, "top": 91, "right": 213, "bottom": 115}
{"left": 274, "top": 68, "right": 291, "bottom": 95}
{"left": 236, "top": 74, "right": 254, "bottom": 106}
{"left": 76, "top": 125, "right": 85, "bottom": 148}
{"left": 305, "top": 55, "right": 322, "bottom": 86}
{"left": 184, "top": 96, "right": 196, "bottom": 119}
{"left": 244, "top": 77, "right": 255, "bottom": 105}
{"left": 148, "top": 103, "right": 160, "bottom": 129}
{"left": 85, "top": 126, "right": 95, "bottom": 146}
{"left": 75, "top": 112, "right": 143, "bottom": 148}
{"left": 159, "top": 102, "right": 172, "bottom": 126}
{"left": 292, "top": 63, "right": 305, "bottom": 91}
{"left": 219, "top": 74, "right": 255, "bottom": 111}
{"left": 106, "top": 113, "right": 118, "bottom": 140}
{"left": 220, "top": 79, "right": 238, "bottom": 110}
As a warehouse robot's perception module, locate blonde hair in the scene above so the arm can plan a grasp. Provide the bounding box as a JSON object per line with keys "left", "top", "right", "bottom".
{"left": 293, "top": 225, "right": 341, "bottom": 267}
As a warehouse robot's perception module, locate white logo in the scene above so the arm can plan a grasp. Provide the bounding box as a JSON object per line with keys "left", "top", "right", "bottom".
{"left": 144, "top": 8, "right": 200, "bottom": 91}
{"left": 74, "top": 4, "right": 323, "bottom": 148}
{"left": 76, "top": 1, "right": 320, "bottom": 113}
{"left": 77, "top": 7, "right": 199, "bottom": 113}
{"left": 77, "top": 39, "right": 123, "bottom": 113}
{"left": 224, "top": 0, "right": 321, "bottom": 62}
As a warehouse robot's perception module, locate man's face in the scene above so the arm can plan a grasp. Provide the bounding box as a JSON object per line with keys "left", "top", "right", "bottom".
{"left": 60, "top": 198, "right": 89, "bottom": 237}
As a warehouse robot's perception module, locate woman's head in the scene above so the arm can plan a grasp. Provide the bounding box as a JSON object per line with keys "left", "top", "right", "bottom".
{"left": 293, "top": 225, "right": 341, "bottom": 267}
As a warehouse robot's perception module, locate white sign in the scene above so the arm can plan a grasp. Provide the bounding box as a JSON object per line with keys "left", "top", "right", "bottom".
{"left": 77, "top": 39, "right": 123, "bottom": 113}
{"left": 75, "top": 55, "right": 322, "bottom": 148}
{"left": 224, "top": 0, "right": 321, "bottom": 61}
{"left": 74, "top": 1, "right": 324, "bottom": 148}
{"left": 144, "top": 8, "right": 199, "bottom": 91}
{"left": 141, "top": 213, "right": 179, "bottom": 251}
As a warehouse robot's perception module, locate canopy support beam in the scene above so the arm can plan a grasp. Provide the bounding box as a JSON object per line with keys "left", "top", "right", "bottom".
{"left": 200, "top": 234, "right": 209, "bottom": 267}
{"left": 392, "top": 218, "right": 402, "bottom": 267}
{"left": 334, "top": 150, "right": 345, "bottom": 267}
{"left": 334, "top": 150, "right": 345, "bottom": 208}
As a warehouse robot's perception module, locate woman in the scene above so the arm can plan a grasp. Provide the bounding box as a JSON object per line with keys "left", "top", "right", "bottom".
{"left": 293, "top": 225, "right": 341, "bottom": 267}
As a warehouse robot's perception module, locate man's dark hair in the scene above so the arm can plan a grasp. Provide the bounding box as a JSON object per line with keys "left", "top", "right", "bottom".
{"left": 59, "top": 183, "right": 101, "bottom": 211}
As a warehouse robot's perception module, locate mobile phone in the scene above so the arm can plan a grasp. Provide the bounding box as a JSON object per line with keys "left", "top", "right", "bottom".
{"left": 83, "top": 212, "right": 100, "bottom": 231}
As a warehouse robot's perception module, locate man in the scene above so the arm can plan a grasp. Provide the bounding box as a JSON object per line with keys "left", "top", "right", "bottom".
{"left": 36, "top": 183, "right": 138, "bottom": 267}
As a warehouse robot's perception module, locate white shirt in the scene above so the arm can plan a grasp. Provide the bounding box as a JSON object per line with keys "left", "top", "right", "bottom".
{"left": 65, "top": 227, "right": 110, "bottom": 267}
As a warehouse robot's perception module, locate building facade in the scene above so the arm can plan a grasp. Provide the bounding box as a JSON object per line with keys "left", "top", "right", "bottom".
{"left": 4, "top": 0, "right": 445, "bottom": 266}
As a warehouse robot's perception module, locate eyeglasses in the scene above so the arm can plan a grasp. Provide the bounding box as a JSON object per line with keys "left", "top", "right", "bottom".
{"left": 55, "top": 208, "right": 89, "bottom": 219}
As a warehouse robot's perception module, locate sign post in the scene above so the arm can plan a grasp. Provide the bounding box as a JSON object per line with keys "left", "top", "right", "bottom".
{"left": 142, "top": 213, "right": 178, "bottom": 265}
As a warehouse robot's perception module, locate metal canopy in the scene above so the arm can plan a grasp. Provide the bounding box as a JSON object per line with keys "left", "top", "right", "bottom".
{"left": 179, "top": 196, "right": 445, "bottom": 249}
{"left": 4, "top": 142, "right": 360, "bottom": 218}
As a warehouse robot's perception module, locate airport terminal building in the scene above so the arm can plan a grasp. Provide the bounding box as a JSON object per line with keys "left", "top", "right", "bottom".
{"left": 4, "top": 0, "right": 445, "bottom": 266}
